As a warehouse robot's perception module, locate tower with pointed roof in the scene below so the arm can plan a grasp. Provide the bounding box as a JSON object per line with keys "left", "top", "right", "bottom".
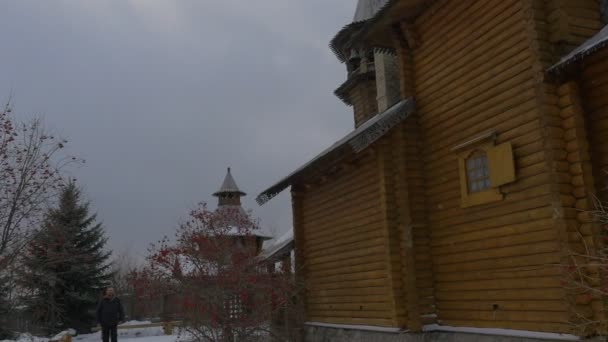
{"left": 213, "top": 167, "right": 246, "bottom": 207}
{"left": 213, "top": 168, "right": 271, "bottom": 255}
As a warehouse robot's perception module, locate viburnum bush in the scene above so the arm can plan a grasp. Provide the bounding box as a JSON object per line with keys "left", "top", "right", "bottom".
{"left": 0, "top": 102, "right": 79, "bottom": 268}
{"left": 132, "top": 203, "right": 297, "bottom": 342}
{"left": 0, "top": 102, "right": 80, "bottom": 337}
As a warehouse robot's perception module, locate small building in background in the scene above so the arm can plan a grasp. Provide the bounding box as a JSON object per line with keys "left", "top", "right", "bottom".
{"left": 260, "top": 229, "right": 295, "bottom": 273}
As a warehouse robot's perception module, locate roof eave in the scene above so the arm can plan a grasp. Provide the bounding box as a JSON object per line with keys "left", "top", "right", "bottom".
{"left": 548, "top": 42, "right": 608, "bottom": 75}
{"left": 213, "top": 190, "right": 247, "bottom": 197}
{"left": 334, "top": 71, "right": 377, "bottom": 105}
{"left": 547, "top": 24, "right": 608, "bottom": 75}
{"left": 330, "top": 22, "right": 367, "bottom": 63}
{"left": 256, "top": 98, "right": 416, "bottom": 205}
{"left": 260, "top": 240, "right": 295, "bottom": 263}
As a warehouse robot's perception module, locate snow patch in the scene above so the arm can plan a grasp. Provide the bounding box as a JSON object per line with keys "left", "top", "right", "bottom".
{"left": 1, "top": 333, "right": 47, "bottom": 342}
{"left": 74, "top": 325, "right": 171, "bottom": 342}
{"left": 119, "top": 320, "right": 153, "bottom": 326}
{"left": 51, "top": 329, "right": 76, "bottom": 341}
{"left": 423, "top": 324, "right": 580, "bottom": 341}
{"left": 3, "top": 325, "right": 177, "bottom": 342}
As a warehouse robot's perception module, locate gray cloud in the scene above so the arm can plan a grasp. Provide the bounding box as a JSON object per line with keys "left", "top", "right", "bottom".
{"left": 0, "top": 0, "right": 355, "bottom": 258}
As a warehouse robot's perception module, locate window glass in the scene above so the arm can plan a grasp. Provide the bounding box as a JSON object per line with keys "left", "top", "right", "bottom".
{"left": 466, "top": 150, "right": 491, "bottom": 193}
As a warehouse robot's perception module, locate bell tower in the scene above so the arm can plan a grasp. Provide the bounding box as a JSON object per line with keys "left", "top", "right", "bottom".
{"left": 332, "top": 0, "right": 400, "bottom": 128}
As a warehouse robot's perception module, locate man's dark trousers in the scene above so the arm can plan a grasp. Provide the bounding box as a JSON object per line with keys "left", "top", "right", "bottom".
{"left": 101, "top": 325, "right": 117, "bottom": 342}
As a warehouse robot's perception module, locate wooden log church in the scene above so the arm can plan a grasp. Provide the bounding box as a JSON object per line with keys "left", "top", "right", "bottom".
{"left": 258, "top": 0, "right": 608, "bottom": 339}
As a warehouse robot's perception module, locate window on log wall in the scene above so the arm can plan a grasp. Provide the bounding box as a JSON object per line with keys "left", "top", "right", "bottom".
{"left": 455, "top": 133, "right": 516, "bottom": 208}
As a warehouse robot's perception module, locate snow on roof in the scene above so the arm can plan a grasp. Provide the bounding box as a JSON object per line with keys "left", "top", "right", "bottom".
{"left": 259, "top": 229, "right": 294, "bottom": 261}
{"left": 214, "top": 205, "right": 273, "bottom": 239}
{"left": 274, "top": 229, "right": 294, "bottom": 246}
{"left": 256, "top": 98, "right": 416, "bottom": 205}
{"left": 549, "top": 24, "right": 608, "bottom": 73}
{"left": 330, "top": 0, "right": 392, "bottom": 63}
{"left": 353, "top": 0, "right": 391, "bottom": 22}
{"left": 225, "top": 226, "right": 273, "bottom": 240}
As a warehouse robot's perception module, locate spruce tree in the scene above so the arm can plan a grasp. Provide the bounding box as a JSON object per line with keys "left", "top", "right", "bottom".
{"left": 21, "top": 182, "right": 112, "bottom": 334}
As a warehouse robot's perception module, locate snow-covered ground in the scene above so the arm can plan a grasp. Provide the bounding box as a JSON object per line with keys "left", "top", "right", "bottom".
{"left": 2, "top": 322, "right": 180, "bottom": 342}
{"left": 74, "top": 330, "right": 176, "bottom": 342}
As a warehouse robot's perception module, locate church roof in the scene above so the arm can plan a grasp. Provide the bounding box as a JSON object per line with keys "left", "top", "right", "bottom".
{"left": 548, "top": 24, "right": 608, "bottom": 73}
{"left": 330, "top": 0, "right": 392, "bottom": 62}
{"left": 256, "top": 98, "right": 415, "bottom": 205}
{"left": 331, "top": 0, "right": 438, "bottom": 62}
{"left": 213, "top": 167, "right": 246, "bottom": 197}
{"left": 353, "top": 0, "right": 391, "bottom": 22}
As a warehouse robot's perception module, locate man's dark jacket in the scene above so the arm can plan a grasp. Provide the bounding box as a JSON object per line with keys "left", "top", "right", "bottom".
{"left": 96, "top": 297, "right": 125, "bottom": 327}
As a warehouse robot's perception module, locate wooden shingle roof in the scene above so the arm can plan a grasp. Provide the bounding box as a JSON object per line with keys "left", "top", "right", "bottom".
{"left": 330, "top": 0, "right": 393, "bottom": 62}
{"left": 330, "top": 0, "right": 431, "bottom": 62}
{"left": 213, "top": 167, "right": 246, "bottom": 197}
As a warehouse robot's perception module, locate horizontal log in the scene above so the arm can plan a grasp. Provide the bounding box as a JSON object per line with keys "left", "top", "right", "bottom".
{"left": 437, "top": 300, "right": 566, "bottom": 312}
{"left": 435, "top": 287, "right": 565, "bottom": 301}
{"left": 433, "top": 252, "right": 560, "bottom": 273}
{"left": 307, "top": 316, "right": 395, "bottom": 328}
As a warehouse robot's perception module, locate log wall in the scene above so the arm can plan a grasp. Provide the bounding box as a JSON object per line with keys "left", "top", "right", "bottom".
{"left": 547, "top": 0, "right": 603, "bottom": 56}
{"left": 297, "top": 152, "right": 396, "bottom": 327}
{"left": 293, "top": 0, "right": 607, "bottom": 335}
{"left": 411, "top": 0, "right": 569, "bottom": 333}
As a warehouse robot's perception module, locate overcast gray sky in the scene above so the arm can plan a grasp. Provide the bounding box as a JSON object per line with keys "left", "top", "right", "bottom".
{"left": 0, "top": 1, "right": 356, "bottom": 259}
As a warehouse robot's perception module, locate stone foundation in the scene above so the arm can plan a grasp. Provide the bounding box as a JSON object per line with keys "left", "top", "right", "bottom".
{"left": 304, "top": 325, "right": 582, "bottom": 342}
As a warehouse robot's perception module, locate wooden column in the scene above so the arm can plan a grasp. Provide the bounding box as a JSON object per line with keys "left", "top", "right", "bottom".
{"left": 392, "top": 123, "right": 427, "bottom": 331}
{"left": 522, "top": 0, "right": 574, "bottom": 334}
{"left": 393, "top": 25, "right": 416, "bottom": 99}
{"left": 522, "top": 0, "right": 604, "bottom": 334}
{"left": 392, "top": 21, "right": 433, "bottom": 329}
{"left": 377, "top": 138, "right": 407, "bottom": 328}
{"left": 558, "top": 81, "right": 605, "bottom": 334}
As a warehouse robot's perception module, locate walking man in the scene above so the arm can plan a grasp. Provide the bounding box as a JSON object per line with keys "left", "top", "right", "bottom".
{"left": 96, "top": 287, "right": 124, "bottom": 342}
